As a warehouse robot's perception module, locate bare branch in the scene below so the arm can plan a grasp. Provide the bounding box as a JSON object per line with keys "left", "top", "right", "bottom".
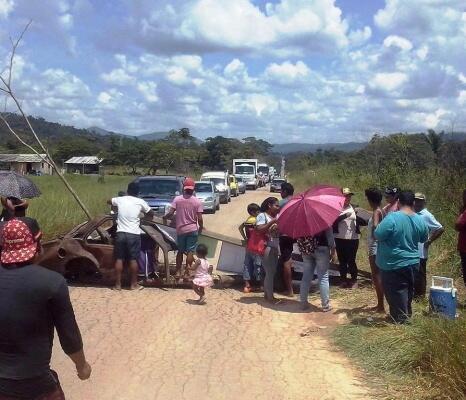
{"left": 7, "top": 20, "right": 32, "bottom": 89}
{"left": 0, "top": 21, "right": 92, "bottom": 220}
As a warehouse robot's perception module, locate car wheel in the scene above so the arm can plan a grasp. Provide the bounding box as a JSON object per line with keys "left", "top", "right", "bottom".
{"left": 216, "top": 202, "right": 220, "bottom": 210}
{"left": 228, "top": 196, "right": 231, "bottom": 203}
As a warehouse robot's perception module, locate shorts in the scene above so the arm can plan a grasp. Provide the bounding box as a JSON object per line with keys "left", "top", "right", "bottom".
{"left": 279, "top": 236, "right": 294, "bottom": 262}
{"left": 177, "top": 231, "right": 198, "bottom": 253}
{"left": 114, "top": 232, "right": 141, "bottom": 261}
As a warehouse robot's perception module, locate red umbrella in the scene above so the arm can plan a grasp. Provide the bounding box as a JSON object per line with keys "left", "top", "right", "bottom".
{"left": 277, "top": 184, "right": 345, "bottom": 238}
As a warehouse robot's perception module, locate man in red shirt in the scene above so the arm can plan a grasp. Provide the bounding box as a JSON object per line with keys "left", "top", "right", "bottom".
{"left": 455, "top": 189, "right": 466, "bottom": 287}
{"left": 163, "top": 178, "right": 204, "bottom": 279}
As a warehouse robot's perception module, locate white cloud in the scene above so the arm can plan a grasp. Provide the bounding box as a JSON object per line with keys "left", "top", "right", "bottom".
{"left": 383, "top": 35, "right": 413, "bottom": 51}
{"left": 246, "top": 94, "right": 278, "bottom": 117}
{"left": 59, "top": 13, "right": 73, "bottom": 29}
{"left": 41, "top": 68, "right": 90, "bottom": 98}
{"left": 349, "top": 26, "right": 372, "bottom": 46}
{"left": 0, "top": 0, "right": 14, "bottom": 19}
{"left": 121, "top": 0, "right": 350, "bottom": 56}
{"left": 101, "top": 68, "right": 134, "bottom": 85}
{"left": 369, "top": 72, "right": 408, "bottom": 92}
{"left": 166, "top": 66, "right": 188, "bottom": 84}
{"left": 265, "top": 61, "right": 310, "bottom": 84}
{"left": 137, "top": 81, "right": 158, "bottom": 102}
{"left": 224, "top": 59, "right": 246, "bottom": 77}
{"left": 97, "top": 91, "right": 112, "bottom": 104}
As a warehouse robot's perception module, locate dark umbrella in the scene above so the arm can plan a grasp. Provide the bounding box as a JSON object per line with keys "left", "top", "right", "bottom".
{"left": 0, "top": 171, "right": 41, "bottom": 199}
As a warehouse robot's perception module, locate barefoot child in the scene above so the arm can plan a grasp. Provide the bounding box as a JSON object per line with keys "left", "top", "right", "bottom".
{"left": 192, "top": 244, "right": 213, "bottom": 304}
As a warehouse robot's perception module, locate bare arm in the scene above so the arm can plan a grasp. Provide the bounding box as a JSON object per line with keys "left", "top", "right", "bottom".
{"left": 372, "top": 209, "right": 382, "bottom": 235}
{"left": 426, "top": 227, "right": 444, "bottom": 245}
{"left": 238, "top": 222, "right": 247, "bottom": 241}
{"left": 163, "top": 207, "right": 175, "bottom": 222}
{"left": 197, "top": 213, "right": 204, "bottom": 234}
{"left": 255, "top": 219, "right": 276, "bottom": 233}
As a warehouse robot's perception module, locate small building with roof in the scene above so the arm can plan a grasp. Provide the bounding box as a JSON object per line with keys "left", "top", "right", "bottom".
{"left": 65, "top": 156, "right": 103, "bottom": 174}
{"left": 0, "top": 153, "right": 53, "bottom": 175}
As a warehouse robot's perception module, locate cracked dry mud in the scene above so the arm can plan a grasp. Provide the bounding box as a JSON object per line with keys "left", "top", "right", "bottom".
{"left": 51, "top": 189, "right": 372, "bottom": 400}
{"left": 52, "top": 288, "right": 370, "bottom": 400}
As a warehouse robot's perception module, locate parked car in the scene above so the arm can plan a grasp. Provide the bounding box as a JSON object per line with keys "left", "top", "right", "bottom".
{"left": 236, "top": 176, "right": 246, "bottom": 194}
{"left": 194, "top": 181, "right": 220, "bottom": 213}
{"left": 132, "top": 175, "right": 185, "bottom": 216}
{"left": 229, "top": 175, "right": 239, "bottom": 197}
{"left": 270, "top": 177, "right": 286, "bottom": 192}
{"left": 36, "top": 215, "right": 178, "bottom": 286}
{"left": 200, "top": 171, "right": 231, "bottom": 204}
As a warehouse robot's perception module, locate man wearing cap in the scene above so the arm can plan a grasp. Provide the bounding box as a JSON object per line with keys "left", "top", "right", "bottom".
{"left": 0, "top": 217, "right": 91, "bottom": 399}
{"left": 383, "top": 186, "right": 400, "bottom": 214}
{"left": 163, "top": 178, "right": 204, "bottom": 278}
{"left": 108, "top": 181, "right": 154, "bottom": 290}
{"left": 333, "top": 188, "right": 360, "bottom": 288}
{"left": 413, "top": 193, "right": 444, "bottom": 298}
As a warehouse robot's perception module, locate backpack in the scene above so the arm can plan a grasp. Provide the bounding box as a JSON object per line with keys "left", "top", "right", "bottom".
{"left": 247, "top": 229, "right": 267, "bottom": 256}
{"left": 297, "top": 236, "right": 319, "bottom": 255}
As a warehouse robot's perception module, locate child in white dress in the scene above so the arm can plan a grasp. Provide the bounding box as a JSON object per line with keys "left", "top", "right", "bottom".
{"left": 192, "top": 244, "right": 213, "bottom": 304}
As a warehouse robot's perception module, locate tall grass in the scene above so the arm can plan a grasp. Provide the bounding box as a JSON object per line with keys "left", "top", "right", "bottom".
{"left": 27, "top": 175, "right": 132, "bottom": 239}
{"left": 333, "top": 310, "right": 466, "bottom": 399}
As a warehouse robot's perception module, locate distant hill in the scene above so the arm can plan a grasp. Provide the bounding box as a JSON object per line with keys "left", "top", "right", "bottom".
{"left": 137, "top": 131, "right": 170, "bottom": 141}
{"left": 87, "top": 126, "right": 124, "bottom": 136}
{"left": 272, "top": 141, "right": 367, "bottom": 154}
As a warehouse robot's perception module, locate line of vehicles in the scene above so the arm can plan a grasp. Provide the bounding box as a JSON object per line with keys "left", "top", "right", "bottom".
{"left": 133, "top": 159, "right": 281, "bottom": 216}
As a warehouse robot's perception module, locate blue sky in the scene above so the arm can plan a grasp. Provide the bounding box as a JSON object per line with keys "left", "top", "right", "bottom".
{"left": 0, "top": 0, "right": 465, "bottom": 143}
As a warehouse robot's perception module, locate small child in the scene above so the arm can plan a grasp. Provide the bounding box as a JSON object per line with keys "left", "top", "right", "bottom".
{"left": 238, "top": 203, "right": 261, "bottom": 293}
{"left": 192, "top": 244, "right": 213, "bottom": 304}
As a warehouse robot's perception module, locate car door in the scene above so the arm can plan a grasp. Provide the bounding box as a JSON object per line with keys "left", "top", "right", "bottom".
{"left": 81, "top": 217, "right": 115, "bottom": 275}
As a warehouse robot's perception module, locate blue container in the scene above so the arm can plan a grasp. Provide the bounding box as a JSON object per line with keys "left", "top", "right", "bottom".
{"left": 429, "top": 276, "right": 457, "bottom": 319}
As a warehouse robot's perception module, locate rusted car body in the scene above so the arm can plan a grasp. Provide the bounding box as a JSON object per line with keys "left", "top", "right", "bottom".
{"left": 37, "top": 215, "right": 178, "bottom": 286}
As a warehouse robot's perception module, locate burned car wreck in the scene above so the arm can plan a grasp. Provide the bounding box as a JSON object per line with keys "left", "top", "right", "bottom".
{"left": 37, "top": 215, "right": 179, "bottom": 286}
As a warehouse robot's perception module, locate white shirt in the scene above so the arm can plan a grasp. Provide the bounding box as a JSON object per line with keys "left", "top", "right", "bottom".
{"left": 111, "top": 196, "right": 151, "bottom": 234}
{"left": 256, "top": 212, "right": 279, "bottom": 248}
{"left": 417, "top": 208, "right": 443, "bottom": 259}
{"left": 334, "top": 205, "right": 360, "bottom": 240}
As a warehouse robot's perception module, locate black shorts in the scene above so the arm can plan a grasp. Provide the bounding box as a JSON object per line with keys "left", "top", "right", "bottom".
{"left": 114, "top": 232, "right": 141, "bottom": 261}
{"left": 279, "top": 236, "right": 294, "bottom": 262}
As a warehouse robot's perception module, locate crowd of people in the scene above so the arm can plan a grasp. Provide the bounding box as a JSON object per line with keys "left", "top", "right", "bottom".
{"left": 0, "top": 178, "right": 465, "bottom": 398}
{"left": 236, "top": 184, "right": 465, "bottom": 325}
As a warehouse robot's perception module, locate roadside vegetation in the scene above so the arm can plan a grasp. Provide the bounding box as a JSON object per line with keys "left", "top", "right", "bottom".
{"left": 288, "top": 132, "right": 466, "bottom": 399}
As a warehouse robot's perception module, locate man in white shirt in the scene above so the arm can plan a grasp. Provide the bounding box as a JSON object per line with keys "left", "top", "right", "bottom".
{"left": 107, "top": 182, "right": 154, "bottom": 290}
{"left": 413, "top": 193, "right": 444, "bottom": 298}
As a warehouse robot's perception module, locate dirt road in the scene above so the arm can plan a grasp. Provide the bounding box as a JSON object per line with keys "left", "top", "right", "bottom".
{"left": 50, "top": 188, "right": 371, "bottom": 400}
{"left": 202, "top": 187, "right": 272, "bottom": 239}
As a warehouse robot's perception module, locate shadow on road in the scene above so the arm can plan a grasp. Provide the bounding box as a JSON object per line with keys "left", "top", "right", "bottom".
{"left": 235, "top": 295, "right": 318, "bottom": 314}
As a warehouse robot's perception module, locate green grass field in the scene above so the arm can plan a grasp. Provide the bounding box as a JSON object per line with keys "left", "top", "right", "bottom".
{"left": 27, "top": 175, "right": 132, "bottom": 239}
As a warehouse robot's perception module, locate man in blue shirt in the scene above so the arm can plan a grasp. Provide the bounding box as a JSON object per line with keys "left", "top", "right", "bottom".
{"left": 375, "top": 191, "right": 428, "bottom": 323}
{"left": 413, "top": 193, "right": 444, "bottom": 299}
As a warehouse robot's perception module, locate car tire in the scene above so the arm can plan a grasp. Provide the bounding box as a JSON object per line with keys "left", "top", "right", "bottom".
{"left": 216, "top": 203, "right": 220, "bottom": 210}
{"left": 228, "top": 196, "right": 231, "bottom": 203}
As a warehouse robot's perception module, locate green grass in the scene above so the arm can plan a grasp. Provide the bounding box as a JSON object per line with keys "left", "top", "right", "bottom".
{"left": 27, "top": 175, "right": 132, "bottom": 239}
{"left": 333, "top": 308, "right": 466, "bottom": 399}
